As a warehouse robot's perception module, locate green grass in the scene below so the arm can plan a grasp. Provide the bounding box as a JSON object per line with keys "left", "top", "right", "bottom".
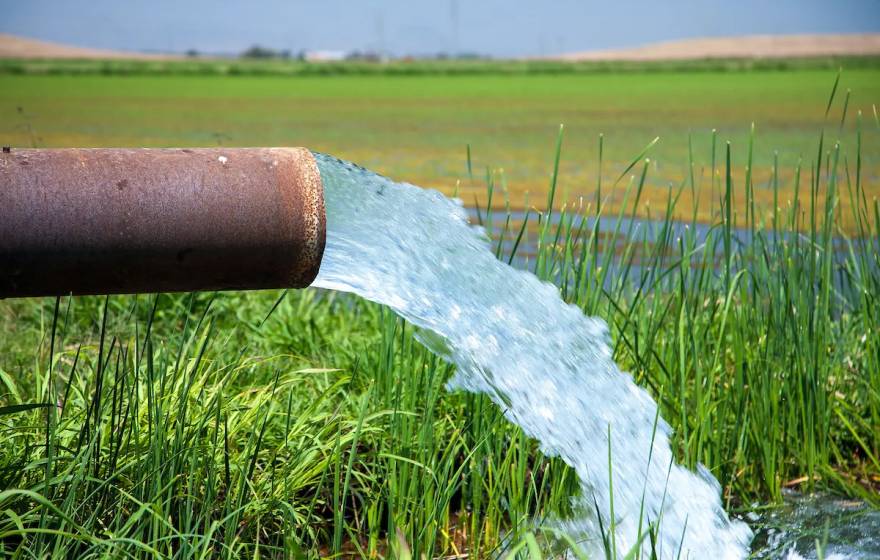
{"left": 0, "top": 70, "right": 878, "bottom": 558}
{"left": 1, "top": 68, "right": 878, "bottom": 228}
{"left": 2, "top": 56, "right": 879, "bottom": 78}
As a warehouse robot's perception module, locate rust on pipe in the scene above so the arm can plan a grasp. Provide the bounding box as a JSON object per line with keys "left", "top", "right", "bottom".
{"left": 0, "top": 147, "right": 326, "bottom": 298}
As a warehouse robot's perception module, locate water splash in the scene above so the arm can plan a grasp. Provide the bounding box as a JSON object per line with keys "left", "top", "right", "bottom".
{"left": 750, "top": 492, "right": 880, "bottom": 560}
{"left": 312, "top": 153, "right": 753, "bottom": 558}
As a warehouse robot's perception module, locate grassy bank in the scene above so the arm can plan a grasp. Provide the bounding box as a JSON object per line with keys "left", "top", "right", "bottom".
{"left": 1, "top": 68, "right": 878, "bottom": 229}
{"left": 1, "top": 86, "right": 878, "bottom": 557}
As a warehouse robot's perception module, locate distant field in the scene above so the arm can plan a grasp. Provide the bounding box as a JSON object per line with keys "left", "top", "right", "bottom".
{"left": 555, "top": 33, "right": 880, "bottom": 61}
{"left": 0, "top": 33, "right": 176, "bottom": 60}
{"left": 1, "top": 68, "right": 878, "bottom": 227}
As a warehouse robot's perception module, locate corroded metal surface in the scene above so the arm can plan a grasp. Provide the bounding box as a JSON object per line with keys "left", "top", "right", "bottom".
{"left": 0, "top": 147, "right": 326, "bottom": 297}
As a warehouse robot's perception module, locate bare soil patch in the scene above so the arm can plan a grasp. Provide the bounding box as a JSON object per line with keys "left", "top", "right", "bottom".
{"left": 0, "top": 33, "right": 179, "bottom": 60}
{"left": 553, "top": 34, "right": 880, "bottom": 61}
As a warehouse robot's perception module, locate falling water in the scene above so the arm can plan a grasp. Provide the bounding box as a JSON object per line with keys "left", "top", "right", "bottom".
{"left": 311, "top": 153, "right": 753, "bottom": 559}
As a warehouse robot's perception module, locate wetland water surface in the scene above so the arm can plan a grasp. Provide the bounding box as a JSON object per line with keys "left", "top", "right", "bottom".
{"left": 751, "top": 492, "right": 880, "bottom": 559}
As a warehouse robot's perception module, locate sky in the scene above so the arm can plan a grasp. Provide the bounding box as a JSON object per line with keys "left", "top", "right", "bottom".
{"left": 2, "top": 0, "right": 879, "bottom": 58}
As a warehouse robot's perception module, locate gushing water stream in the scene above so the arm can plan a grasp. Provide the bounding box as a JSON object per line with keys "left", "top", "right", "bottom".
{"left": 311, "top": 154, "right": 753, "bottom": 558}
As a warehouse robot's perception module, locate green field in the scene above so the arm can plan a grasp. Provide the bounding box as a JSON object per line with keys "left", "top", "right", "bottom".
{"left": 2, "top": 68, "right": 878, "bottom": 227}
{"left": 0, "top": 67, "right": 878, "bottom": 558}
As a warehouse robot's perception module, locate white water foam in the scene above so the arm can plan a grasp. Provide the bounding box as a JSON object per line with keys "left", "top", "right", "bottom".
{"left": 311, "top": 154, "right": 753, "bottom": 558}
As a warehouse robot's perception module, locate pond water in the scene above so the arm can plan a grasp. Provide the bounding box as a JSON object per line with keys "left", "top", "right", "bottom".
{"left": 750, "top": 491, "right": 880, "bottom": 559}
{"left": 466, "top": 207, "right": 877, "bottom": 296}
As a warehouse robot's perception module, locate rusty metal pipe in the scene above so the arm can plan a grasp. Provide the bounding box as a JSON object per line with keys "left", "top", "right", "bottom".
{"left": 0, "top": 148, "right": 325, "bottom": 297}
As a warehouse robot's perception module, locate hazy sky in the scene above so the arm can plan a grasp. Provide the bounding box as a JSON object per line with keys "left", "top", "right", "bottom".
{"left": 2, "top": 0, "right": 879, "bottom": 57}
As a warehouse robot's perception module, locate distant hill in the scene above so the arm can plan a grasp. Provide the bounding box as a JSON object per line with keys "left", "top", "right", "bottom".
{"left": 3, "top": 32, "right": 879, "bottom": 64}
{"left": 0, "top": 33, "right": 178, "bottom": 60}
{"left": 552, "top": 34, "right": 880, "bottom": 61}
